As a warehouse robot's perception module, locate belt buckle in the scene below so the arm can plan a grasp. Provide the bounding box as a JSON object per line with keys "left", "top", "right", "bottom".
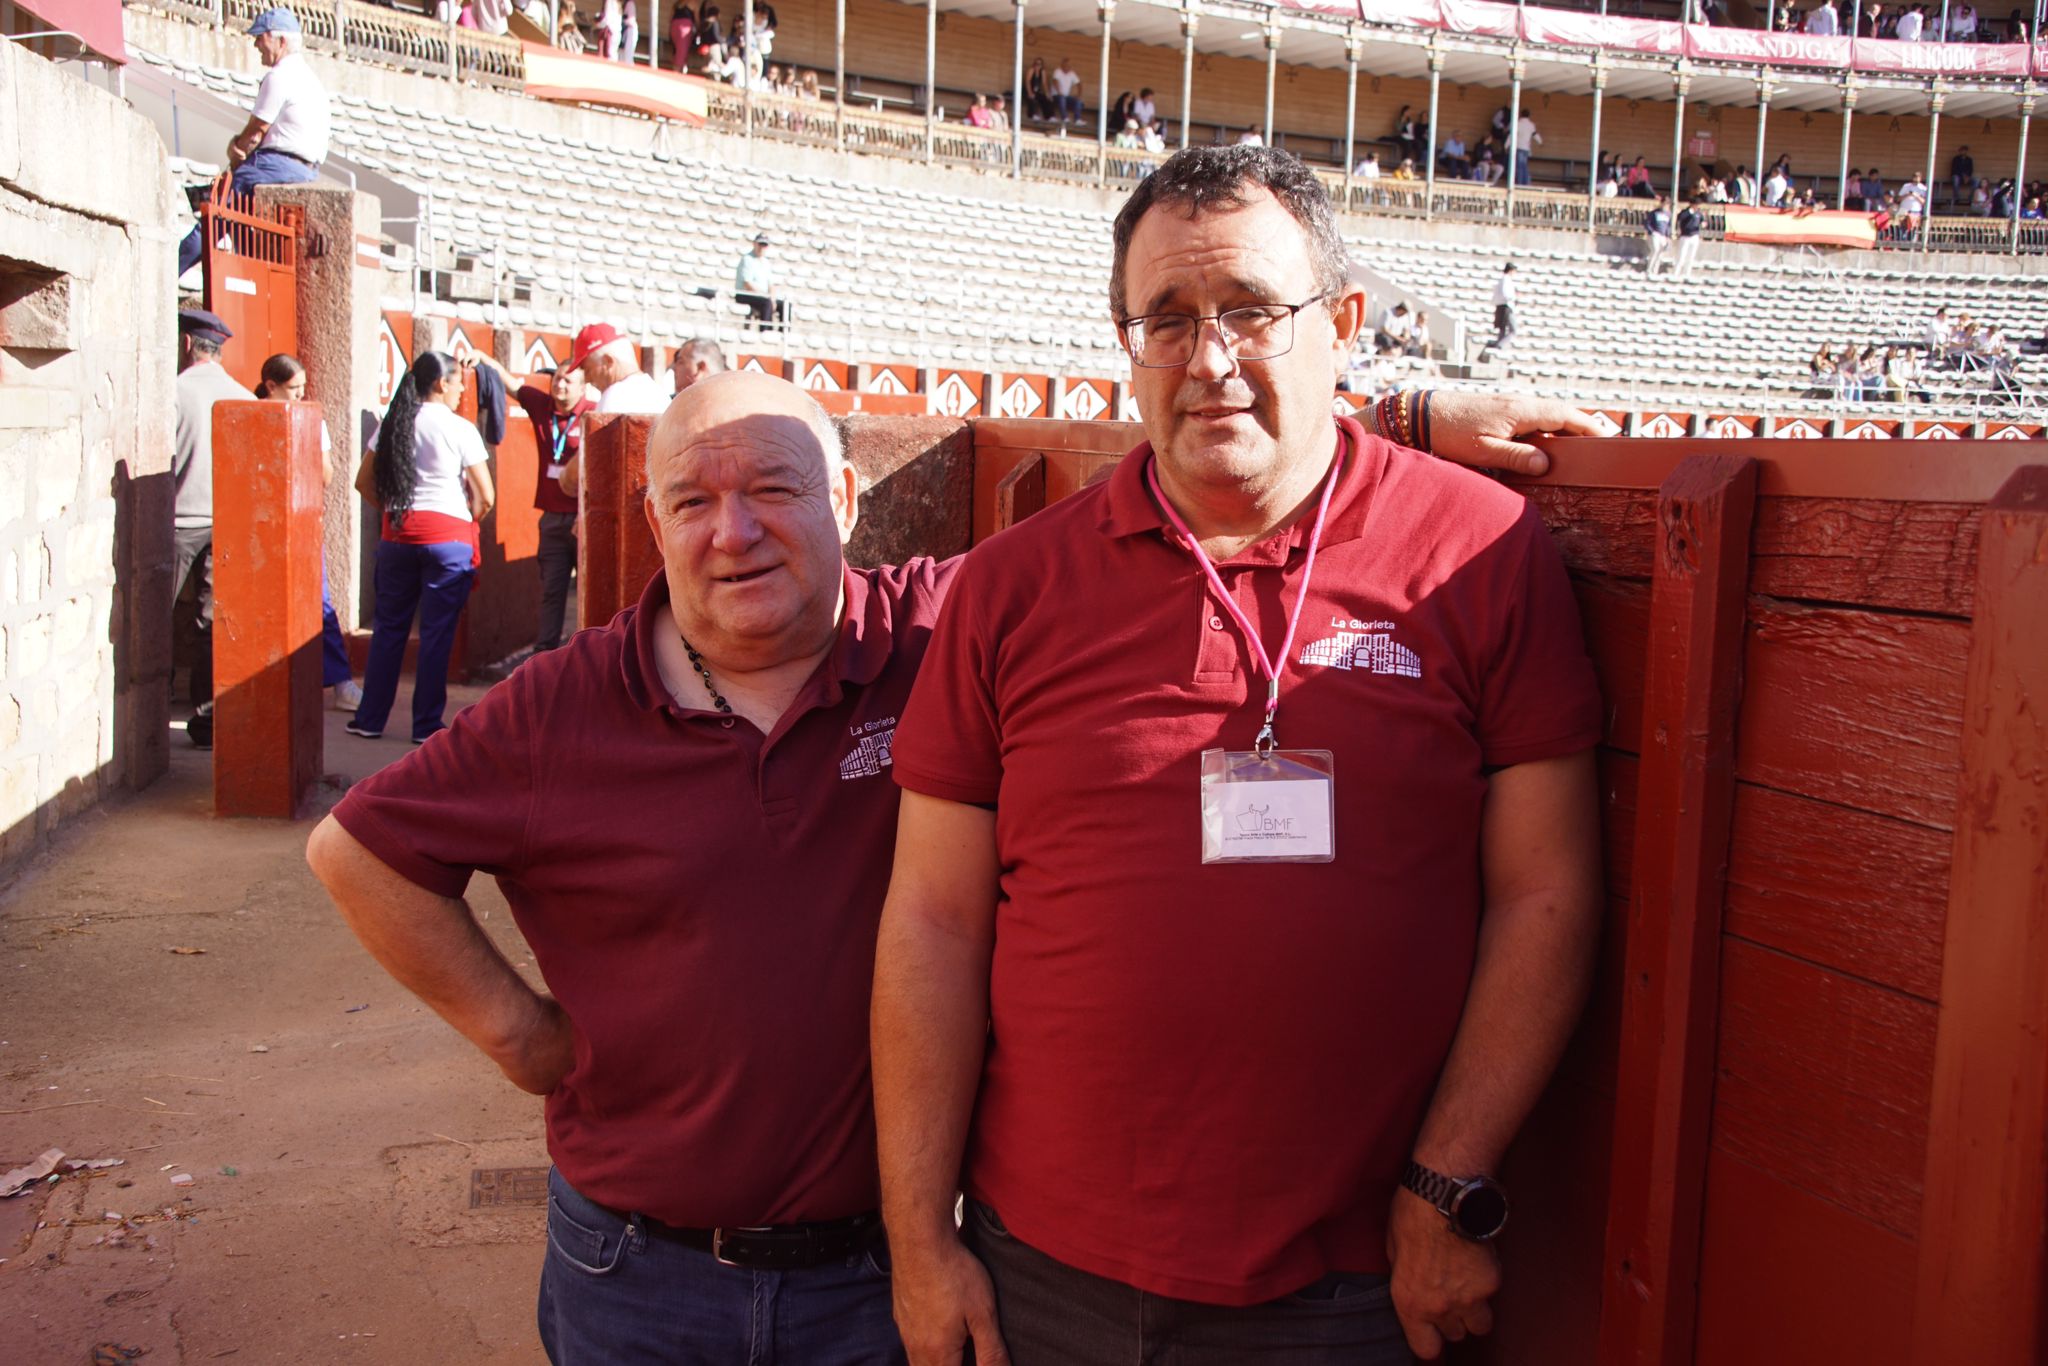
{"left": 711, "top": 1226, "right": 773, "bottom": 1267}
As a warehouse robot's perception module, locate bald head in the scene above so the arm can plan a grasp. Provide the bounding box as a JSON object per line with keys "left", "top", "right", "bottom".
{"left": 646, "top": 370, "right": 842, "bottom": 489}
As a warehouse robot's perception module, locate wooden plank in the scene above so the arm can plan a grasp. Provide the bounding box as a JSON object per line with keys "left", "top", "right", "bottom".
{"left": 1750, "top": 497, "right": 1981, "bottom": 618}
{"left": 1525, "top": 437, "right": 2045, "bottom": 503}
{"left": 970, "top": 416, "right": 1143, "bottom": 454}
{"left": 1693, "top": 1150, "right": 1917, "bottom": 1366}
{"left": 1573, "top": 574, "right": 1649, "bottom": 757}
{"left": 993, "top": 453, "right": 1045, "bottom": 533}
{"left": 1526, "top": 486, "right": 1657, "bottom": 580}
{"left": 1910, "top": 466, "right": 2048, "bottom": 1366}
{"left": 1725, "top": 783, "right": 1949, "bottom": 1002}
{"left": 1734, "top": 601, "right": 1968, "bottom": 830}
{"left": 1599, "top": 454, "right": 1757, "bottom": 1366}
{"left": 1711, "top": 939, "right": 1937, "bottom": 1239}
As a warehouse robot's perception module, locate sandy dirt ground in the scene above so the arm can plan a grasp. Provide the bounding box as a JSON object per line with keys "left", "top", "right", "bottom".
{"left": 0, "top": 681, "right": 558, "bottom": 1365}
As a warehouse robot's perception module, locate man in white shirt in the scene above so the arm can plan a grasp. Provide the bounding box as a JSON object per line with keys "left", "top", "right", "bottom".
{"left": 555, "top": 322, "right": 669, "bottom": 497}
{"left": 178, "top": 7, "right": 330, "bottom": 276}
{"left": 1491, "top": 264, "right": 1519, "bottom": 352}
{"left": 172, "top": 309, "right": 259, "bottom": 750}
{"left": 1764, "top": 166, "right": 1791, "bottom": 208}
{"left": 1806, "top": 0, "right": 1839, "bottom": 34}
{"left": 1051, "top": 58, "right": 1083, "bottom": 124}
{"left": 1514, "top": 114, "right": 1542, "bottom": 186}
{"left": 1131, "top": 88, "right": 1157, "bottom": 129}
{"left": 1895, "top": 2, "right": 1925, "bottom": 38}
{"left": 1949, "top": 1, "right": 1978, "bottom": 38}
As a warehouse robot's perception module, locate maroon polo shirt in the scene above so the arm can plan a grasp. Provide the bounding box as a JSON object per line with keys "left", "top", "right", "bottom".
{"left": 331, "top": 558, "right": 955, "bottom": 1226}
{"left": 892, "top": 418, "right": 1601, "bottom": 1305}
{"left": 515, "top": 382, "right": 593, "bottom": 516}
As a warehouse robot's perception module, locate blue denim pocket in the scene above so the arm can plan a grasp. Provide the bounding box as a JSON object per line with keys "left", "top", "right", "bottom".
{"left": 546, "top": 1175, "right": 635, "bottom": 1277}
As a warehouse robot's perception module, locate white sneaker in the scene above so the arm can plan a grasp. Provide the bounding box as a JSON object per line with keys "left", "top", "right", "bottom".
{"left": 330, "top": 681, "right": 365, "bottom": 711}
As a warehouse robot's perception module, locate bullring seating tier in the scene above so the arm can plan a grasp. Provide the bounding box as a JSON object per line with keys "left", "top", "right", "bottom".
{"left": 146, "top": 47, "right": 2048, "bottom": 414}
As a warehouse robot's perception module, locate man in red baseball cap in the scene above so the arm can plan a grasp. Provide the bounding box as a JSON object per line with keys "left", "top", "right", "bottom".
{"left": 566, "top": 322, "right": 666, "bottom": 418}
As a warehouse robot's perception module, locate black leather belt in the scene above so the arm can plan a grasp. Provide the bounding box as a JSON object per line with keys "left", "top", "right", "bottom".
{"left": 265, "top": 148, "right": 320, "bottom": 168}
{"left": 612, "top": 1207, "right": 884, "bottom": 1269}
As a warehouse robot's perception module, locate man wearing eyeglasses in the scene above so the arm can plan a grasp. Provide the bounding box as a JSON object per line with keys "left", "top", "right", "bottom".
{"left": 874, "top": 146, "right": 1603, "bottom": 1365}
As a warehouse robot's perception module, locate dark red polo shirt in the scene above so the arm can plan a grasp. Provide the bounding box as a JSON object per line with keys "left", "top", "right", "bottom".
{"left": 891, "top": 418, "right": 1601, "bottom": 1305}
{"left": 515, "top": 383, "right": 593, "bottom": 516}
{"left": 331, "top": 559, "right": 955, "bottom": 1226}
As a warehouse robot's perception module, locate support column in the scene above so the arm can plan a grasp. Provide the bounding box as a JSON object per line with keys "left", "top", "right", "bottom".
{"left": 834, "top": 0, "right": 846, "bottom": 149}
{"left": 1262, "top": 14, "right": 1281, "bottom": 145}
{"left": 1096, "top": 0, "right": 1116, "bottom": 186}
{"left": 924, "top": 0, "right": 937, "bottom": 163}
{"left": 1670, "top": 60, "right": 1692, "bottom": 203}
{"left": 1587, "top": 56, "right": 1608, "bottom": 218}
{"left": 2013, "top": 87, "right": 2037, "bottom": 253}
{"left": 1752, "top": 71, "right": 1773, "bottom": 204}
{"left": 210, "top": 401, "right": 325, "bottom": 820}
{"left": 1504, "top": 50, "right": 1526, "bottom": 222}
{"left": 1425, "top": 42, "right": 1443, "bottom": 219}
{"left": 742, "top": 0, "right": 755, "bottom": 153}
{"left": 1342, "top": 27, "right": 1361, "bottom": 204}
{"left": 1921, "top": 84, "right": 1946, "bottom": 249}
{"left": 1179, "top": 0, "right": 1199, "bottom": 150}
{"left": 1011, "top": 0, "right": 1027, "bottom": 179}
{"left": 1836, "top": 77, "right": 1859, "bottom": 210}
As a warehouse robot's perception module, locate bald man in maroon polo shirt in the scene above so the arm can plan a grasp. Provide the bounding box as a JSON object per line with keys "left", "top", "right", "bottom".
{"left": 873, "top": 146, "right": 1604, "bottom": 1366}
{"left": 304, "top": 356, "right": 1591, "bottom": 1359}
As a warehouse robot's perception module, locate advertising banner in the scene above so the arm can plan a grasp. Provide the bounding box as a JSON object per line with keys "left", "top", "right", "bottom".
{"left": 1436, "top": 0, "right": 1520, "bottom": 38}
{"left": 1850, "top": 37, "right": 2031, "bottom": 76}
{"left": 1722, "top": 205, "right": 1881, "bottom": 249}
{"left": 1518, "top": 9, "right": 1684, "bottom": 54}
{"left": 1682, "top": 25, "right": 1853, "bottom": 67}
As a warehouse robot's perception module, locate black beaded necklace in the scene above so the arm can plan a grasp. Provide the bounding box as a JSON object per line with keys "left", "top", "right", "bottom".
{"left": 679, "top": 635, "right": 733, "bottom": 715}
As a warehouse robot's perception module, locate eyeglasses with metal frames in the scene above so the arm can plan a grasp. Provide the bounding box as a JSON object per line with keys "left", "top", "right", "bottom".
{"left": 1118, "top": 292, "right": 1335, "bottom": 369}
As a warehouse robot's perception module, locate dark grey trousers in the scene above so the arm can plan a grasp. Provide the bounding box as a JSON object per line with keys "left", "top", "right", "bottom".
{"left": 962, "top": 1201, "right": 1415, "bottom": 1366}
{"left": 536, "top": 510, "right": 577, "bottom": 652}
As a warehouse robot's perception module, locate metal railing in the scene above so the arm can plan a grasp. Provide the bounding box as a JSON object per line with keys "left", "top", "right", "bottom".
{"left": 138, "top": 0, "right": 523, "bottom": 87}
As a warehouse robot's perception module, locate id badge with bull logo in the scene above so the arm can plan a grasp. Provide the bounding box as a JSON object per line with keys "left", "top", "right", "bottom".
{"left": 1198, "top": 748, "right": 1336, "bottom": 864}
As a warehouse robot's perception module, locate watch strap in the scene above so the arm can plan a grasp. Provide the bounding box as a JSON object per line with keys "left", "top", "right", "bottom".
{"left": 1402, "top": 1160, "right": 1458, "bottom": 1214}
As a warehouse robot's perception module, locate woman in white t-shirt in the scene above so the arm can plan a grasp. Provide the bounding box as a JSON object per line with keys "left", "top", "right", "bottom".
{"left": 351, "top": 351, "right": 495, "bottom": 744}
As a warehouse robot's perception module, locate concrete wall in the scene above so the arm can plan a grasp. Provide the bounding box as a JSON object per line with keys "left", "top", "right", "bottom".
{"left": 0, "top": 41, "right": 178, "bottom": 870}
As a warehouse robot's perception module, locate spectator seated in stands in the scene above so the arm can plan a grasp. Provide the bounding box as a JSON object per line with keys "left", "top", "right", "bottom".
{"left": 800, "top": 70, "right": 821, "bottom": 100}
{"left": 1950, "top": 1, "right": 1979, "bottom": 39}
{"left": 1025, "top": 58, "right": 1055, "bottom": 125}
{"left": 178, "top": 7, "right": 329, "bottom": 279}
{"left": 965, "top": 93, "right": 995, "bottom": 130}
{"left": 1374, "top": 302, "right": 1417, "bottom": 357}
{"left": 1806, "top": 0, "right": 1840, "bottom": 35}
{"left": 1472, "top": 145, "right": 1502, "bottom": 187}
{"left": 1354, "top": 150, "right": 1381, "bottom": 180}
{"left": 1895, "top": 2, "right": 1926, "bottom": 37}
{"left": 1114, "top": 119, "right": 1142, "bottom": 151}
{"left": 1625, "top": 155, "right": 1654, "bottom": 198}
{"left": 1131, "top": 88, "right": 1157, "bottom": 130}
{"left": 1437, "top": 133, "right": 1470, "bottom": 180}
{"left": 1052, "top": 59, "right": 1084, "bottom": 125}
{"left": 734, "top": 232, "right": 789, "bottom": 331}
{"left": 555, "top": 4, "right": 586, "bottom": 50}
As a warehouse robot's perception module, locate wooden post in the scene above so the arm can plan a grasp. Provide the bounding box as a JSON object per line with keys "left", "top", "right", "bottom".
{"left": 1908, "top": 466, "right": 2048, "bottom": 1366}
{"left": 1598, "top": 453, "right": 1759, "bottom": 1366}
{"left": 210, "top": 401, "right": 324, "bottom": 819}
{"left": 994, "top": 453, "right": 1046, "bottom": 531}
{"left": 575, "top": 413, "right": 661, "bottom": 631}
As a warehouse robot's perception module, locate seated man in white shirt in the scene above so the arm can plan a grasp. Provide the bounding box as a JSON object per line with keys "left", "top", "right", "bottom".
{"left": 178, "top": 7, "right": 330, "bottom": 277}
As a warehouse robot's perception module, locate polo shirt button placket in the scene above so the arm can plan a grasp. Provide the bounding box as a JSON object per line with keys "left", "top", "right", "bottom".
{"left": 1209, "top": 615, "right": 1225, "bottom": 630}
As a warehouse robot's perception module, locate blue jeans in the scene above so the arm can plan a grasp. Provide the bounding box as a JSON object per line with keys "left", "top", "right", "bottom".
{"left": 353, "top": 539, "right": 474, "bottom": 741}
{"left": 539, "top": 1169, "right": 905, "bottom": 1366}
{"left": 1514, "top": 149, "right": 1532, "bottom": 186}
{"left": 1056, "top": 93, "right": 1082, "bottom": 122}
{"left": 320, "top": 567, "right": 352, "bottom": 688}
{"left": 178, "top": 148, "right": 319, "bottom": 276}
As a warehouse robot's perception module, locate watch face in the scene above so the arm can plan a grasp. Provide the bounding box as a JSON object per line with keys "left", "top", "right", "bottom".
{"left": 1451, "top": 1181, "right": 1510, "bottom": 1240}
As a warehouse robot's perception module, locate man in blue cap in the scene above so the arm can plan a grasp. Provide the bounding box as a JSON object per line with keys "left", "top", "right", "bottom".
{"left": 173, "top": 308, "right": 257, "bottom": 750}
{"left": 177, "top": 8, "right": 331, "bottom": 277}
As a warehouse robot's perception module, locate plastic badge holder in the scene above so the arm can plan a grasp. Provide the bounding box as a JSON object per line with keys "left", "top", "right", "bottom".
{"left": 1199, "top": 747, "right": 1336, "bottom": 864}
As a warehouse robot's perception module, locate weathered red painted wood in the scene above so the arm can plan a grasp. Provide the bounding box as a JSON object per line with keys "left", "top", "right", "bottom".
{"left": 1572, "top": 574, "right": 1649, "bottom": 756}
{"left": 1693, "top": 1149, "right": 1916, "bottom": 1366}
{"left": 1526, "top": 487, "right": 1658, "bottom": 580}
{"left": 575, "top": 414, "right": 658, "bottom": 632}
{"left": 1749, "top": 499, "right": 1981, "bottom": 618}
{"left": 1712, "top": 938, "right": 1937, "bottom": 1239}
{"left": 1910, "top": 466, "right": 2048, "bottom": 1366}
{"left": 1725, "top": 783, "right": 1949, "bottom": 1002}
{"left": 1526, "top": 437, "right": 2043, "bottom": 503}
{"left": 992, "top": 453, "right": 1045, "bottom": 533}
{"left": 1734, "top": 602, "right": 1968, "bottom": 830}
{"left": 210, "top": 401, "right": 324, "bottom": 819}
{"left": 1599, "top": 454, "right": 1758, "bottom": 1366}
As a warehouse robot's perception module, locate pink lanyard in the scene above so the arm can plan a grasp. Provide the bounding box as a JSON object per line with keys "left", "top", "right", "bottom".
{"left": 1145, "top": 445, "right": 1343, "bottom": 755}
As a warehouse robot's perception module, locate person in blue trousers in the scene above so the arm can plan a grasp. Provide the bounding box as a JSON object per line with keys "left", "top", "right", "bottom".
{"left": 254, "top": 353, "right": 364, "bottom": 712}
{"left": 349, "top": 351, "right": 494, "bottom": 744}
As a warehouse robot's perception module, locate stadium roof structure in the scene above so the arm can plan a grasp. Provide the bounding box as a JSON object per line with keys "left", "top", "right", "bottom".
{"left": 912, "top": 0, "right": 2048, "bottom": 117}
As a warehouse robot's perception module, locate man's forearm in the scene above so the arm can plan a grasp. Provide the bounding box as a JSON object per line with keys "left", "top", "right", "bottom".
{"left": 306, "top": 816, "right": 549, "bottom": 1066}
{"left": 872, "top": 900, "right": 994, "bottom": 1255}
{"left": 1409, "top": 885, "right": 1599, "bottom": 1177}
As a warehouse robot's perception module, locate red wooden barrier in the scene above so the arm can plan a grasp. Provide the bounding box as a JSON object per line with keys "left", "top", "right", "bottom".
{"left": 200, "top": 187, "right": 300, "bottom": 394}
{"left": 210, "top": 401, "right": 324, "bottom": 819}
{"left": 575, "top": 414, "right": 658, "bottom": 633}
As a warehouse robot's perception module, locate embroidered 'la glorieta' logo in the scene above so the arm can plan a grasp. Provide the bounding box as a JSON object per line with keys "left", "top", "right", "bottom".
{"left": 1299, "top": 618, "right": 1421, "bottom": 678}
{"left": 839, "top": 717, "right": 897, "bottom": 780}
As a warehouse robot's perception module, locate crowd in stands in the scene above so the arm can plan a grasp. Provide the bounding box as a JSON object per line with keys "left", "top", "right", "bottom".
{"left": 1771, "top": 0, "right": 2036, "bottom": 41}
{"left": 1805, "top": 305, "right": 2023, "bottom": 400}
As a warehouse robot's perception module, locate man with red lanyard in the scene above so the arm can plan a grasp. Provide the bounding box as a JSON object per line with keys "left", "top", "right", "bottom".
{"left": 874, "top": 145, "right": 1604, "bottom": 1365}
{"left": 475, "top": 356, "right": 595, "bottom": 653}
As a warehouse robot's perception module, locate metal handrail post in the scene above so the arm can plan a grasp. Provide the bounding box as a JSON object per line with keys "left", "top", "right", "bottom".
{"left": 1011, "top": 0, "right": 1026, "bottom": 179}
{"left": 1096, "top": 0, "right": 1116, "bottom": 187}
{"left": 1425, "top": 42, "right": 1443, "bottom": 222}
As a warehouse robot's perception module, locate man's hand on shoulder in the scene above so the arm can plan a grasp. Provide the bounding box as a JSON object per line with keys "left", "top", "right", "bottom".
{"left": 1426, "top": 392, "right": 1602, "bottom": 477}
{"left": 490, "top": 993, "right": 576, "bottom": 1096}
{"left": 891, "top": 1233, "right": 1011, "bottom": 1366}
{"left": 1386, "top": 1184, "right": 1502, "bottom": 1361}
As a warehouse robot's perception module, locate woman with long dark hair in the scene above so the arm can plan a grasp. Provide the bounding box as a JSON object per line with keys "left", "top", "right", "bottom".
{"left": 254, "top": 352, "right": 363, "bottom": 714}
{"left": 350, "top": 351, "right": 494, "bottom": 743}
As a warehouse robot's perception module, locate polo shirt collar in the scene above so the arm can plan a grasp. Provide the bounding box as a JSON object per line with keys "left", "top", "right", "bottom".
{"left": 622, "top": 563, "right": 890, "bottom": 715}
{"left": 1099, "top": 415, "right": 1384, "bottom": 562}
